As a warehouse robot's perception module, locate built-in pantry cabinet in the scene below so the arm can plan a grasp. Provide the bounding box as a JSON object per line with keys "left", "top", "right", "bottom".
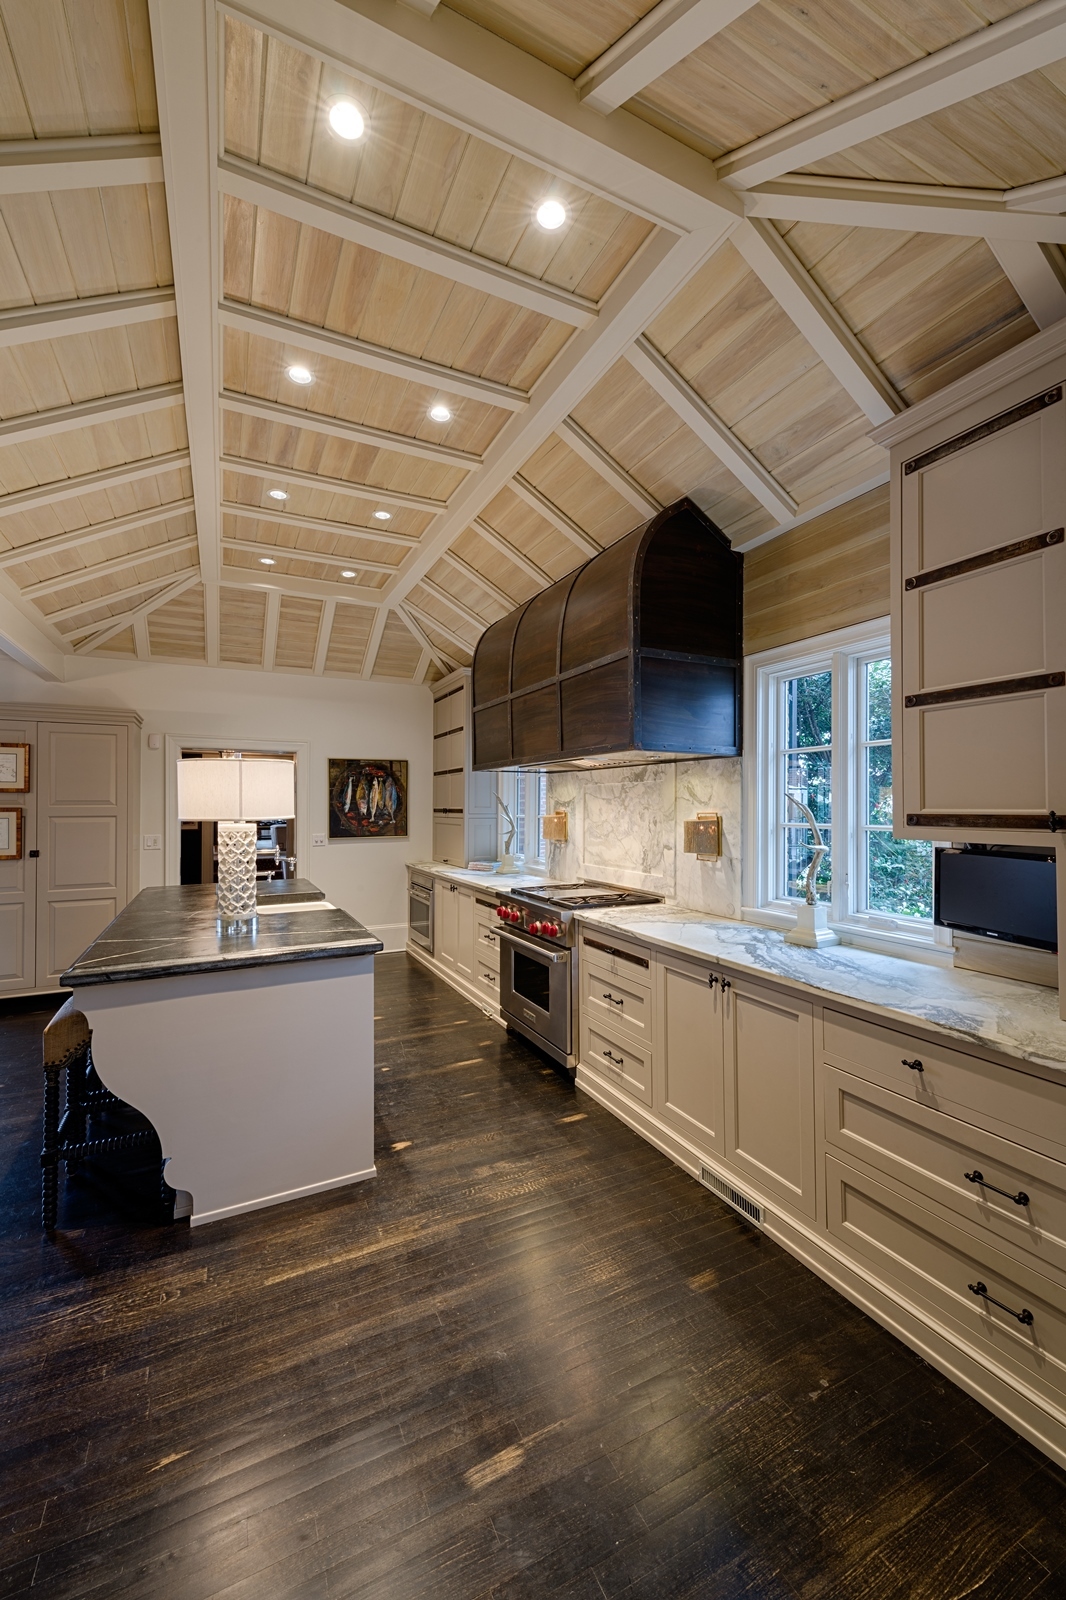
{"left": 576, "top": 927, "right": 1066, "bottom": 1470}
{"left": 426, "top": 875, "right": 502, "bottom": 1016}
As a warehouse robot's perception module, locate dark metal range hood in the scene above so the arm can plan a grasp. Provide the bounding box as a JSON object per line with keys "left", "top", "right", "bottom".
{"left": 471, "top": 497, "right": 743, "bottom": 772}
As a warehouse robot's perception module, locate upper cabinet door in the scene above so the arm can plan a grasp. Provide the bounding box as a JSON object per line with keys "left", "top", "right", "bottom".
{"left": 36, "top": 723, "right": 128, "bottom": 987}
{"left": 0, "top": 719, "right": 37, "bottom": 995}
{"left": 722, "top": 975, "right": 816, "bottom": 1220}
{"left": 899, "top": 378, "right": 1066, "bottom": 835}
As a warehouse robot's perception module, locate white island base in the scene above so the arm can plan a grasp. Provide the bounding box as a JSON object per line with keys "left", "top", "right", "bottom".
{"left": 76, "top": 955, "right": 376, "bottom": 1226}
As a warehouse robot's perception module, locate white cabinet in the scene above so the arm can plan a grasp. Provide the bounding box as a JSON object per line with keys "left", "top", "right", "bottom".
{"left": 723, "top": 975, "right": 816, "bottom": 1219}
{"left": 433, "top": 878, "right": 476, "bottom": 979}
{"left": 656, "top": 951, "right": 724, "bottom": 1153}
{"left": 0, "top": 709, "right": 139, "bottom": 995}
{"left": 872, "top": 322, "right": 1066, "bottom": 844}
{"left": 456, "top": 885, "right": 475, "bottom": 980}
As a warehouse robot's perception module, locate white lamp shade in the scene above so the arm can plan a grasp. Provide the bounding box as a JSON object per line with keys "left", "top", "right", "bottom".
{"left": 177, "top": 758, "right": 295, "bottom": 821}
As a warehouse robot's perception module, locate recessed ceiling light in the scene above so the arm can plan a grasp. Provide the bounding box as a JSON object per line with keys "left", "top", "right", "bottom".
{"left": 286, "top": 364, "right": 313, "bottom": 385}
{"left": 428, "top": 402, "right": 451, "bottom": 423}
{"left": 535, "top": 198, "right": 567, "bottom": 231}
{"left": 341, "top": 570, "right": 357, "bottom": 578}
{"left": 268, "top": 489, "right": 288, "bottom": 501}
{"left": 259, "top": 557, "right": 276, "bottom": 565}
{"left": 328, "top": 99, "right": 365, "bottom": 141}
{"left": 373, "top": 509, "right": 392, "bottom": 521}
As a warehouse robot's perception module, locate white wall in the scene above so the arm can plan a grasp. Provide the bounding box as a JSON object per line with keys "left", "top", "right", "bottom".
{"left": 545, "top": 758, "right": 742, "bottom": 917}
{"left": 0, "top": 655, "right": 433, "bottom": 950}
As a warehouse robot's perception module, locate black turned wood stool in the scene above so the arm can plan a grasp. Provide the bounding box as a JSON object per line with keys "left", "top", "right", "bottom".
{"left": 41, "top": 998, "right": 158, "bottom": 1232}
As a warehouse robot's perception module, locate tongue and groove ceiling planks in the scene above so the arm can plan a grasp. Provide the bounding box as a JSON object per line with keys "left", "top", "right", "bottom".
{"left": 0, "top": 0, "right": 1063, "bottom": 682}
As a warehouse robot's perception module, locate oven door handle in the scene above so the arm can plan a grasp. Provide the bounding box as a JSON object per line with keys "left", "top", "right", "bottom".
{"left": 498, "top": 928, "right": 568, "bottom": 963}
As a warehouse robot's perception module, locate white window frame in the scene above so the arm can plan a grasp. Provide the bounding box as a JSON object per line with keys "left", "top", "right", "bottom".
{"left": 496, "top": 767, "right": 548, "bottom": 871}
{"left": 743, "top": 618, "right": 951, "bottom": 963}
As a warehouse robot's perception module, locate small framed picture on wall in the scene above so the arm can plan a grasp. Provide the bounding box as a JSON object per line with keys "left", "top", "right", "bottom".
{"left": 0, "top": 743, "right": 29, "bottom": 793}
{"left": 0, "top": 808, "right": 23, "bottom": 860}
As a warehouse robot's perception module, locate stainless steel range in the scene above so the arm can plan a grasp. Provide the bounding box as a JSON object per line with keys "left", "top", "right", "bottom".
{"left": 495, "top": 881, "right": 663, "bottom": 1070}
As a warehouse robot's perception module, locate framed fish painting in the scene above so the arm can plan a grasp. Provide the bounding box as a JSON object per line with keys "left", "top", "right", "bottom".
{"left": 328, "top": 758, "right": 408, "bottom": 839}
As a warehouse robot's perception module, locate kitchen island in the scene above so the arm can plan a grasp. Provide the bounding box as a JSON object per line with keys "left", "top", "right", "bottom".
{"left": 62, "top": 884, "right": 382, "bottom": 1226}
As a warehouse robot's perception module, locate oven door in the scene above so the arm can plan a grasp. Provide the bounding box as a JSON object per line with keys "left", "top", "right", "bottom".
{"left": 499, "top": 928, "right": 570, "bottom": 1057}
{"left": 408, "top": 880, "right": 433, "bottom": 951}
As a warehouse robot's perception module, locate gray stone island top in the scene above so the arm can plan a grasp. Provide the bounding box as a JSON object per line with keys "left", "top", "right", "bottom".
{"left": 62, "top": 883, "right": 382, "bottom": 987}
{"left": 576, "top": 905, "right": 1066, "bottom": 1073}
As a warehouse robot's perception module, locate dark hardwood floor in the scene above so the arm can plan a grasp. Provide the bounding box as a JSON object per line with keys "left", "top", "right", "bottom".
{"left": 4, "top": 954, "right": 1066, "bottom": 1599}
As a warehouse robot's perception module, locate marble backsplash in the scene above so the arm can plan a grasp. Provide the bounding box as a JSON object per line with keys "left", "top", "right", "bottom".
{"left": 544, "top": 758, "right": 742, "bottom": 917}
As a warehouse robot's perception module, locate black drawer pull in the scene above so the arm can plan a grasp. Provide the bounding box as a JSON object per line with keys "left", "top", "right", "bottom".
{"left": 965, "top": 1170, "right": 1029, "bottom": 1207}
{"left": 601, "top": 991, "right": 624, "bottom": 1006}
{"left": 902, "top": 1057, "right": 924, "bottom": 1072}
{"left": 602, "top": 1049, "right": 624, "bottom": 1066}
{"left": 968, "top": 1281, "right": 1034, "bottom": 1326}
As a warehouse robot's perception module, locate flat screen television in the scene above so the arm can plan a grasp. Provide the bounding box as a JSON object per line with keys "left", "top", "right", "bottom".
{"left": 934, "top": 847, "right": 1057, "bottom": 952}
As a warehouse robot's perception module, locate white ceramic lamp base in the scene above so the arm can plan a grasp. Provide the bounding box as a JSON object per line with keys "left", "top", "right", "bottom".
{"left": 784, "top": 901, "right": 839, "bottom": 948}
{"left": 217, "top": 820, "right": 258, "bottom": 922}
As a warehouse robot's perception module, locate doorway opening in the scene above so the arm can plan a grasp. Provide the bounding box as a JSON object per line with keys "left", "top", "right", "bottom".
{"left": 178, "top": 749, "right": 298, "bottom": 886}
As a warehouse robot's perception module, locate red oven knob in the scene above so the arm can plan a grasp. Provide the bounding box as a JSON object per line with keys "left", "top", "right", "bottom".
{"left": 529, "top": 921, "right": 543, "bottom": 935}
{"left": 544, "top": 922, "right": 560, "bottom": 937}
{"left": 508, "top": 908, "right": 521, "bottom": 922}
{"left": 496, "top": 905, "right": 508, "bottom": 919}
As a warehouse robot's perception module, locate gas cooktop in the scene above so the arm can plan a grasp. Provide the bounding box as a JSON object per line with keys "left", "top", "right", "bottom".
{"left": 517, "top": 882, "right": 664, "bottom": 909}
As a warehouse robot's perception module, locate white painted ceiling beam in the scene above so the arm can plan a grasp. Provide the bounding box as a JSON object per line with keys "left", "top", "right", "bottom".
{"left": 415, "top": 576, "right": 492, "bottom": 629}
{"left": 0, "top": 134, "right": 164, "bottom": 194}
{"left": 744, "top": 175, "right": 1066, "bottom": 243}
{"left": 312, "top": 598, "right": 336, "bottom": 675}
{"left": 397, "top": 604, "right": 457, "bottom": 674}
{"left": 148, "top": 0, "right": 222, "bottom": 664}
{"left": 133, "top": 618, "right": 151, "bottom": 659}
{"left": 74, "top": 569, "right": 202, "bottom": 654}
{"left": 49, "top": 568, "right": 198, "bottom": 625}
{"left": 718, "top": 0, "right": 1066, "bottom": 190}
{"left": 557, "top": 418, "right": 661, "bottom": 517}
{"left": 218, "top": 159, "right": 597, "bottom": 329}
{"left": 220, "top": 456, "right": 447, "bottom": 513}
{"left": 415, "top": 648, "right": 433, "bottom": 683}
{"left": 0, "top": 452, "right": 191, "bottom": 517}
{"left": 729, "top": 470, "right": 889, "bottom": 553}
{"left": 222, "top": 537, "right": 399, "bottom": 574}
{"left": 0, "top": 289, "right": 176, "bottom": 349}
{"left": 0, "top": 499, "right": 195, "bottom": 571}
{"left": 405, "top": 598, "right": 473, "bottom": 654}
{"left": 509, "top": 476, "right": 601, "bottom": 557}
{"left": 627, "top": 336, "right": 797, "bottom": 519}
{"left": 218, "top": 300, "right": 528, "bottom": 411}
{"left": 0, "top": 587, "right": 64, "bottom": 679}
{"left": 232, "top": 0, "right": 740, "bottom": 232}
{"left": 221, "top": 501, "right": 419, "bottom": 549}
{"left": 396, "top": 0, "right": 440, "bottom": 16}
{"left": 987, "top": 240, "right": 1066, "bottom": 329}
{"left": 0, "top": 382, "right": 184, "bottom": 448}
{"left": 220, "top": 391, "right": 483, "bottom": 469}
{"left": 1008, "top": 174, "right": 1066, "bottom": 214}
{"left": 262, "top": 588, "right": 281, "bottom": 672}
{"left": 577, "top": 0, "right": 761, "bottom": 115}
{"left": 471, "top": 519, "right": 551, "bottom": 587}
{"left": 380, "top": 224, "right": 730, "bottom": 607}
{"left": 360, "top": 607, "right": 390, "bottom": 678}
{"left": 439, "top": 550, "right": 517, "bottom": 610}
{"left": 229, "top": 570, "right": 383, "bottom": 604}
{"left": 20, "top": 535, "right": 200, "bottom": 600}
{"left": 732, "top": 218, "right": 903, "bottom": 424}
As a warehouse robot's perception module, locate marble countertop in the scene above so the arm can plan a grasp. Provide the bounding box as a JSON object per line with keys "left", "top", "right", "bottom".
{"left": 63, "top": 884, "right": 382, "bottom": 987}
{"left": 406, "top": 861, "right": 540, "bottom": 894}
{"left": 254, "top": 877, "right": 325, "bottom": 904}
{"left": 576, "top": 906, "right": 1066, "bottom": 1073}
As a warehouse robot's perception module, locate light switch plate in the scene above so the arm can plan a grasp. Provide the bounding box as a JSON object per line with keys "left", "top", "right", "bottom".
{"left": 143, "top": 834, "right": 162, "bottom": 851}
{"left": 312, "top": 832, "right": 326, "bottom": 847}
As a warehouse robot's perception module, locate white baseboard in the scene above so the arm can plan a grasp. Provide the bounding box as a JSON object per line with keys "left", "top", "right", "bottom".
{"left": 189, "top": 1164, "right": 376, "bottom": 1226}
{"left": 370, "top": 921, "right": 409, "bottom": 953}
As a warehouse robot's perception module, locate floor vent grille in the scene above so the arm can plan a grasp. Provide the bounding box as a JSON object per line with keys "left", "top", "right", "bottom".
{"left": 698, "top": 1164, "right": 764, "bottom": 1226}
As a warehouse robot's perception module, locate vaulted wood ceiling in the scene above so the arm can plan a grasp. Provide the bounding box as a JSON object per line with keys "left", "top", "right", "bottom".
{"left": 0, "top": 0, "right": 1063, "bottom": 683}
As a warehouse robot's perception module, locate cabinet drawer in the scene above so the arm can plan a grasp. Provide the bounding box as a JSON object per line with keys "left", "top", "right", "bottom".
{"left": 826, "top": 1066, "right": 1066, "bottom": 1283}
{"left": 582, "top": 955, "right": 651, "bottom": 1046}
{"left": 822, "top": 1008, "right": 1066, "bottom": 1162}
{"left": 476, "top": 921, "right": 501, "bottom": 958}
{"left": 583, "top": 1020, "right": 651, "bottom": 1107}
{"left": 827, "top": 1154, "right": 1066, "bottom": 1416}
{"left": 579, "top": 932, "right": 652, "bottom": 980}
{"left": 477, "top": 958, "right": 500, "bottom": 999}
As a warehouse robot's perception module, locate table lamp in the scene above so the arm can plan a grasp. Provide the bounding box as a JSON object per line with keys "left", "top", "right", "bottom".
{"left": 177, "top": 754, "right": 295, "bottom": 926}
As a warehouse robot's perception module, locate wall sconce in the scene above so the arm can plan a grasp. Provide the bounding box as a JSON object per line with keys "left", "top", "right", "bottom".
{"left": 540, "top": 809, "right": 569, "bottom": 843}
{"left": 683, "top": 813, "right": 722, "bottom": 860}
